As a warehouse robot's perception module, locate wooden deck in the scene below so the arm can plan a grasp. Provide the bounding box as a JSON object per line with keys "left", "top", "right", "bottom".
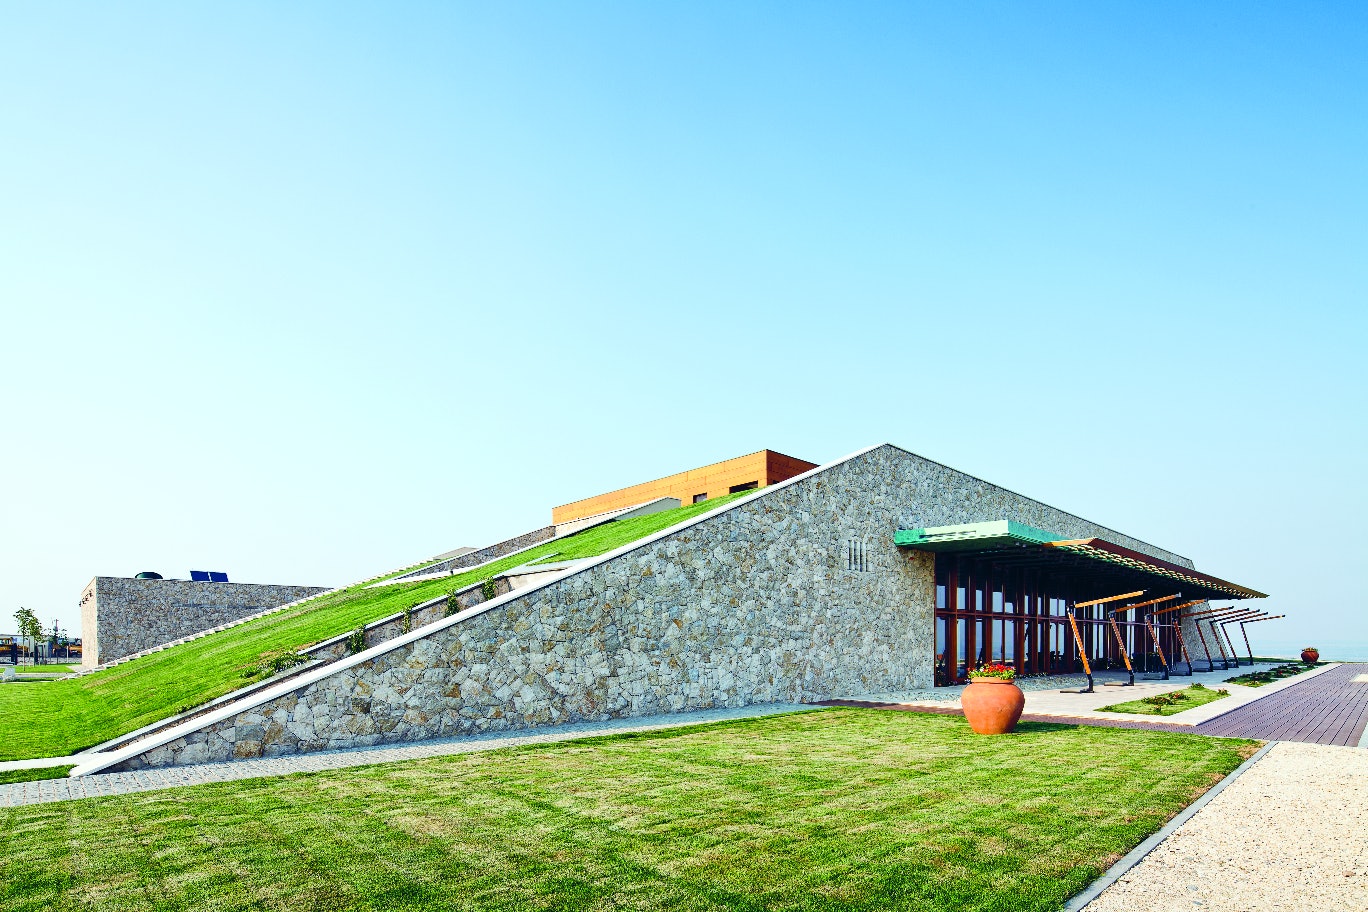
{"left": 1194, "top": 662, "right": 1368, "bottom": 746}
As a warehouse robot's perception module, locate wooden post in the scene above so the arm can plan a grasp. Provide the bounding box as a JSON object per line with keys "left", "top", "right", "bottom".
{"left": 1145, "top": 615, "right": 1169, "bottom": 680}
{"left": 1067, "top": 609, "right": 1093, "bottom": 693}
{"left": 1171, "top": 619, "right": 1195, "bottom": 676}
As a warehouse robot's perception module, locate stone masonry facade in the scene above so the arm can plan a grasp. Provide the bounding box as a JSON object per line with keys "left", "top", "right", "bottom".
{"left": 113, "top": 444, "right": 1197, "bottom": 770}
{"left": 80, "top": 578, "right": 328, "bottom": 666}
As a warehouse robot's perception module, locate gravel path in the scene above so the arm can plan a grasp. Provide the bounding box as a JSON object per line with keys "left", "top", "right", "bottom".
{"left": 0, "top": 703, "right": 815, "bottom": 807}
{"left": 1082, "top": 741, "right": 1368, "bottom": 911}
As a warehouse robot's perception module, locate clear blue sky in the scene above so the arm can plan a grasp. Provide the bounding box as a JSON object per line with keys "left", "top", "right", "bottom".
{"left": 2, "top": 2, "right": 1364, "bottom": 659}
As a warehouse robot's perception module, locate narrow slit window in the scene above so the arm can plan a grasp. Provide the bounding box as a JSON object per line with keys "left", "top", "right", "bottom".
{"left": 728, "top": 481, "right": 759, "bottom": 494}
{"left": 692, "top": 493, "right": 708, "bottom": 504}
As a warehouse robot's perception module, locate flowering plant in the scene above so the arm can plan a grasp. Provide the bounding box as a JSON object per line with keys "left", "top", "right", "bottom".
{"left": 967, "top": 662, "right": 1016, "bottom": 681}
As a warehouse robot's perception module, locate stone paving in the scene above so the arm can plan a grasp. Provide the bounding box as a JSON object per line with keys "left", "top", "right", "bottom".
{"left": 1082, "top": 741, "right": 1368, "bottom": 911}
{"left": 0, "top": 703, "right": 815, "bottom": 807}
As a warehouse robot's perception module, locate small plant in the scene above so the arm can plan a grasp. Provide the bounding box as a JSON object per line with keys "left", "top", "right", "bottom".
{"left": 1190, "top": 682, "right": 1206, "bottom": 690}
{"left": 401, "top": 606, "right": 414, "bottom": 634}
{"left": 967, "top": 662, "right": 1016, "bottom": 681}
{"left": 242, "top": 648, "right": 308, "bottom": 680}
{"left": 444, "top": 590, "right": 461, "bottom": 617}
{"left": 346, "top": 627, "right": 367, "bottom": 655}
{"left": 480, "top": 579, "right": 498, "bottom": 602}
{"left": 1215, "top": 688, "right": 1229, "bottom": 695}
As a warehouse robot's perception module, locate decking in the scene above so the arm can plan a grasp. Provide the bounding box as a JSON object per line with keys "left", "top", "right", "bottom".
{"left": 1193, "top": 662, "right": 1368, "bottom": 746}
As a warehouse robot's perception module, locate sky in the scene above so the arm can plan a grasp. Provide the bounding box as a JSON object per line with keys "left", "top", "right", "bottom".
{"left": 1, "top": 2, "right": 1364, "bottom": 659}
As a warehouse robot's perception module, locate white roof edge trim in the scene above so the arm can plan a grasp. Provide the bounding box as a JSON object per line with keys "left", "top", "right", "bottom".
{"left": 68, "top": 443, "right": 879, "bottom": 778}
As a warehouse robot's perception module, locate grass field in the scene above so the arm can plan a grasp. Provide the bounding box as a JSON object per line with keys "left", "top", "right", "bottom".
{"left": 1099, "top": 684, "right": 1230, "bottom": 716}
{"left": 0, "top": 494, "right": 749, "bottom": 762}
{"left": 13, "top": 664, "right": 78, "bottom": 674}
{"left": 0, "top": 709, "right": 1254, "bottom": 912}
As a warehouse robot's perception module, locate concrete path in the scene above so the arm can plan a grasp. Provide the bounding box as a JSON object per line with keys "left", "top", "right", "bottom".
{"left": 0, "top": 703, "right": 814, "bottom": 807}
{"left": 1081, "top": 741, "right": 1368, "bottom": 911}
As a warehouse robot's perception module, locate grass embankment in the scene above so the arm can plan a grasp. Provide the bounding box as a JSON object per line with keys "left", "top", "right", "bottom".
{"left": 0, "top": 709, "right": 1254, "bottom": 912}
{"left": 0, "top": 494, "right": 750, "bottom": 762}
{"left": 1099, "top": 683, "right": 1230, "bottom": 716}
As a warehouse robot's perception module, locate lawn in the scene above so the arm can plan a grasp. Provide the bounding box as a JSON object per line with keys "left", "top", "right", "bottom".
{"left": 0, "top": 765, "right": 74, "bottom": 786}
{"left": 0, "top": 493, "right": 750, "bottom": 762}
{"left": 14, "top": 664, "right": 78, "bottom": 674}
{"left": 0, "top": 709, "right": 1254, "bottom": 912}
{"left": 1098, "top": 684, "right": 1230, "bottom": 716}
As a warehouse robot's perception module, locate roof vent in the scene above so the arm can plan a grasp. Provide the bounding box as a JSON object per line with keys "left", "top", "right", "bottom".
{"left": 134, "top": 571, "right": 163, "bottom": 580}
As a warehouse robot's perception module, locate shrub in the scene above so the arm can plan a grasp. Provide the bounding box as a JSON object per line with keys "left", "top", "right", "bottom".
{"left": 481, "top": 579, "right": 498, "bottom": 602}
{"left": 402, "top": 606, "right": 414, "bottom": 634}
{"left": 444, "top": 590, "right": 461, "bottom": 617}
{"left": 243, "top": 648, "right": 309, "bottom": 679}
{"left": 346, "top": 627, "right": 366, "bottom": 655}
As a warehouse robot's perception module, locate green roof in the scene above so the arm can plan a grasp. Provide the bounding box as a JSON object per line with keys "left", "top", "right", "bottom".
{"left": 892, "top": 520, "right": 1062, "bottom": 551}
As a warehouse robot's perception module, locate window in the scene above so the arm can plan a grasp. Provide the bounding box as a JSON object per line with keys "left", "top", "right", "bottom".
{"left": 692, "top": 493, "right": 708, "bottom": 504}
{"left": 728, "top": 481, "right": 759, "bottom": 493}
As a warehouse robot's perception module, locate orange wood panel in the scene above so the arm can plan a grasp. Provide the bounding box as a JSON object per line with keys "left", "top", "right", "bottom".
{"left": 551, "top": 450, "right": 817, "bottom": 524}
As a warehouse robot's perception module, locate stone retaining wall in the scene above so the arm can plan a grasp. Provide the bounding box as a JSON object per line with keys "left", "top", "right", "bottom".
{"left": 80, "top": 579, "right": 329, "bottom": 665}
{"left": 111, "top": 443, "right": 1198, "bottom": 770}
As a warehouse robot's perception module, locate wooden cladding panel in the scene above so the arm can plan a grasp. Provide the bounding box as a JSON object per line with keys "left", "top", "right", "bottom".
{"left": 551, "top": 450, "right": 818, "bottom": 524}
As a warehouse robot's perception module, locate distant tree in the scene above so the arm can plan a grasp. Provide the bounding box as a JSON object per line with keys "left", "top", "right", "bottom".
{"left": 13, "top": 607, "right": 42, "bottom": 665}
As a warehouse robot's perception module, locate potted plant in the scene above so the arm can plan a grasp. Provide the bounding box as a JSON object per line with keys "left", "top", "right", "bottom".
{"left": 961, "top": 662, "right": 1025, "bottom": 735}
{"left": 1300, "top": 647, "right": 1320, "bottom": 664}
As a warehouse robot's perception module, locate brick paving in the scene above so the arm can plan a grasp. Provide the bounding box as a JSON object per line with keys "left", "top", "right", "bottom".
{"left": 0, "top": 703, "right": 814, "bottom": 808}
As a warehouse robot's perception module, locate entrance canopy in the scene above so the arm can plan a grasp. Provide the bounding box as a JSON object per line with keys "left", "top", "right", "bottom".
{"left": 894, "top": 520, "right": 1266, "bottom": 602}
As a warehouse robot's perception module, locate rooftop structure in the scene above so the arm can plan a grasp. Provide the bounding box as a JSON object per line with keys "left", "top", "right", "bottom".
{"left": 551, "top": 449, "right": 817, "bottom": 524}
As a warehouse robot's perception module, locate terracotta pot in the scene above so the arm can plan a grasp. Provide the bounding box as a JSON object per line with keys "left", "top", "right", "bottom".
{"left": 1300, "top": 649, "right": 1319, "bottom": 664}
{"left": 961, "top": 678, "right": 1026, "bottom": 735}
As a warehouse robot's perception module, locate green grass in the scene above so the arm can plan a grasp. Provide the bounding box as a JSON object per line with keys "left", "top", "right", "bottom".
{"left": 0, "top": 493, "right": 751, "bottom": 762}
{"left": 14, "top": 664, "right": 77, "bottom": 674}
{"left": 0, "top": 765, "right": 74, "bottom": 785}
{"left": 1098, "top": 684, "right": 1231, "bottom": 716}
{"left": 0, "top": 709, "right": 1254, "bottom": 912}
{"left": 1225, "top": 663, "right": 1316, "bottom": 688}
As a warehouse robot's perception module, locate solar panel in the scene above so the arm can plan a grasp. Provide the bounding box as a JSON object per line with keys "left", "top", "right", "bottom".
{"left": 190, "top": 570, "right": 211, "bottom": 582}
{"left": 209, "top": 571, "right": 229, "bottom": 583}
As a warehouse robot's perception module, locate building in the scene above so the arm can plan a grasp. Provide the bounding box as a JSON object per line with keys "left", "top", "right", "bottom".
{"left": 79, "top": 574, "right": 328, "bottom": 666}
{"left": 81, "top": 443, "right": 1269, "bottom": 774}
{"left": 552, "top": 449, "right": 818, "bottom": 524}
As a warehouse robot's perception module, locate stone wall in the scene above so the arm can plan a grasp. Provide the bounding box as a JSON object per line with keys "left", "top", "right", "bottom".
{"left": 111, "top": 443, "right": 1199, "bottom": 770}
{"left": 81, "top": 578, "right": 329, "bottom": 665}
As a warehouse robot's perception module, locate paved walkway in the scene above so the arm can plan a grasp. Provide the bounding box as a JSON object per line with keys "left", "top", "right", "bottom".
{"left": 0, "top": 703, "right": 814, "bottom": 807}
{"left": 1081, "top": 741, "right": 1368, "bottom": 911}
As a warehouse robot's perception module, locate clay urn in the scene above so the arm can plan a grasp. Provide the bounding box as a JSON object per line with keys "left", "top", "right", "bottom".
{"left": 961, "top": 671, "right": 1026, "bottom": 735}
{"left": 1300, "top": 647, "right": 1320, "bottom": 664}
